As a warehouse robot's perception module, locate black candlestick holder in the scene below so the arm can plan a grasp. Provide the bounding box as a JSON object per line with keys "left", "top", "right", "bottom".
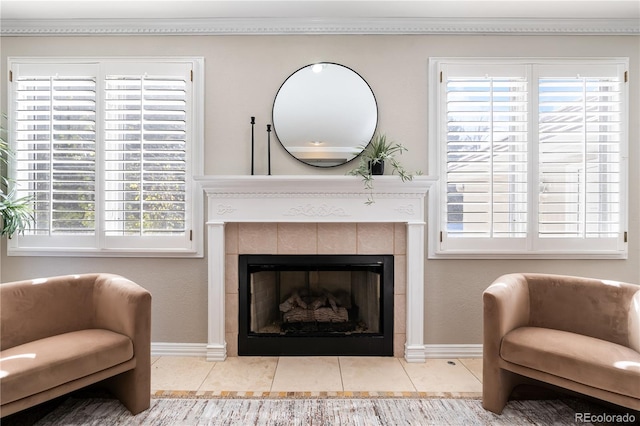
{"left": 267, "top": 124, "right": 272, "bottom": 175}
{"left": 250, "top": 117, "right": 255, "bottom": 175}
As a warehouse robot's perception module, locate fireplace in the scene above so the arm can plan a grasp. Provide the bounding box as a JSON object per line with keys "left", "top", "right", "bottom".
{"left": 196, "top": 175, "right": 436, "bottom": 362}
{"left": 238, "top": 254, "right": 394, "bottom": 356}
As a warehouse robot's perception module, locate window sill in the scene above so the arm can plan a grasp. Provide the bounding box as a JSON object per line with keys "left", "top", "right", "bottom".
{"left": 7, "top": 247, "right": 204, "bottom": 258}
{"left": 428, "top": 250, "right": 628, "bottom": 260}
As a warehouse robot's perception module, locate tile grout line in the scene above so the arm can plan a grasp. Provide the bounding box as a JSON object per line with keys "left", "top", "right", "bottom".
{"left": 398, "top": 357, "right": 419, "bottom": 392}
{"left": 269, "top": 357, "right": 280, "bottom": 392}
{"left": 338, "top": 356, "right": 345, "bottom": 392}
{"left": 458, "top": 358, "right": 483, "bottom": 384}
{"left": 196, "top": 359, "right": 217, "bottom": 393}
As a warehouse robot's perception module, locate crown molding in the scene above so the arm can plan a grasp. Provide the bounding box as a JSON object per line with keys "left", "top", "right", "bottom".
{"left": 1, "top": 17, "right": 638, "bottom": 36}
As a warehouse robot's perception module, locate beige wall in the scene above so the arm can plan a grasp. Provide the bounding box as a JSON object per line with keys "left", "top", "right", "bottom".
{"left": 1, "top": 34, "right": 638, "bottom": 346}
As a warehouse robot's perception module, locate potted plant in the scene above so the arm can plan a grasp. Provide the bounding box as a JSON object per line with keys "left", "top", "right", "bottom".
{"left": 348, "top": 133, "right": 418, "bottom": 204}
{"left": 1, "top": 115, "right": 33, "bottom": 238}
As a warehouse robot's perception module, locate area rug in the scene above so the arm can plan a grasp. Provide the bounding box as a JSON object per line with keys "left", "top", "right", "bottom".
{"left": 23, "top": 396, "right": 597, "bottom": 425}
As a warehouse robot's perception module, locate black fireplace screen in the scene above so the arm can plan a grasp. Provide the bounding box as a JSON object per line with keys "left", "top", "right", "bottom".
{"left": 238, "top": 254, "right": 394, "bottom": 356}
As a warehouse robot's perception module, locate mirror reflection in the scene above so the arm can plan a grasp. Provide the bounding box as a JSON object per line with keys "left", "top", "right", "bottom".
{"left": 272, "top": 63, "right": 378, "bottom": 167}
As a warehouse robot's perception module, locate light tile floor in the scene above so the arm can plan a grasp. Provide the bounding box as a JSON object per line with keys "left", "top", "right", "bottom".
{"left": 151, "top": 356, "right": 483, "bottom": 397}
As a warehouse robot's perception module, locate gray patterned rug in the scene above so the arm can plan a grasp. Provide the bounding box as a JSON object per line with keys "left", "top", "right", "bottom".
{"left": 16, "top": 397, "right": 600, "bottom": 425}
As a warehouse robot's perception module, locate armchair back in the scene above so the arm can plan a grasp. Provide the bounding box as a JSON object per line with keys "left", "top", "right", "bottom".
{"left": 1, "top": 274, "right": 101, "bottom": 350}
{"left": 525, "top": 273, "right": 640, "bottom": 349}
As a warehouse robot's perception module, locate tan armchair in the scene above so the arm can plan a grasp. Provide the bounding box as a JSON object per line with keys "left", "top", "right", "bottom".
{"left": 483, "top": 273, "right": 640, "bottom": 414}
{"left": 1, "top": 273, "right": 151, "bottom": 417}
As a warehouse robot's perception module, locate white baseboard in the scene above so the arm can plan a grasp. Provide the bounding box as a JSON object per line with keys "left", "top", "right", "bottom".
{"left": 151, "top": 342, "right": 208, "bottom": 357}
{"left": 151, "top": 342, "right": 483, "bottom": 359}
{"left": 424, "top": 344, "right": 483, "bottom": 359}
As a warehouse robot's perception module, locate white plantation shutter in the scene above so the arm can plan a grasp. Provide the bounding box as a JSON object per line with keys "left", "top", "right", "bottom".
{"left": 536, "top": 65, "right": 623, "bottom": 252}
{"left": 8, "top": 59, "right": 202, "bottom": 256}
{"left": 433, "top": 59, "right": 628, "bottom": 258}
{"left": 13, "top": 64, "right": 97, "bottom": 248}
{"left": 104, "top": 67, "right": 189, "bottom": 241}
{"left": 441, "top": 64, "right": 529, "bottom": 252}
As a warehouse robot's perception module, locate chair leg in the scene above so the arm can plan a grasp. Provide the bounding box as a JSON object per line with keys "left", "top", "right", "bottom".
{"left": 104, "top": 366, "right": 150, "bottom": 415}
{"left": 483, "top": 367, "right": 520, "bottom": 414}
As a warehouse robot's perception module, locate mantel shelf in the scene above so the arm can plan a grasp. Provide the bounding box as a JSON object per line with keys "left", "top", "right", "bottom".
{"left": 195, "top": 175, "right": 437, "bottom": 195}
{"left": 195, "top": 175, "right": 437, "bottom": 224}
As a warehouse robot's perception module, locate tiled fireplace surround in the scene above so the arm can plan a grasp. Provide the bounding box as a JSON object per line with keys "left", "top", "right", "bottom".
{"left": 228, "top": 222, "right": 404, "bottom": 356}
{"left": 196, "top": 175, "right": 436, "bottom": 363}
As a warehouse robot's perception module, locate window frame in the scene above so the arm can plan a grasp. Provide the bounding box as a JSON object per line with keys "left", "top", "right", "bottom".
{"left": 7, "top": 57, "right": 205, "bottom": 258}
{"left": 428, "top": 57, "right": 629, "bottom": 259}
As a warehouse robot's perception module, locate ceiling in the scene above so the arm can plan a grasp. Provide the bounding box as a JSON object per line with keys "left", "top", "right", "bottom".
{"left": 2, "top": 0, "right": 639, "bottom": 21}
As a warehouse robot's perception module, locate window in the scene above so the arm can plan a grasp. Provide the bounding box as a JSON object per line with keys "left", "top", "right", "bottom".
{"left": 429, "top": 58, "right": 628, "bottom": 258}
{"left": 8, "top": 58, "right": 204, "bottom": 256}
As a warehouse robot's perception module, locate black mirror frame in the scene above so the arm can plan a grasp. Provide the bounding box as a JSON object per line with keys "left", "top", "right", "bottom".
{"left": 272, "top": 62, "right": 378, "bottom": 168}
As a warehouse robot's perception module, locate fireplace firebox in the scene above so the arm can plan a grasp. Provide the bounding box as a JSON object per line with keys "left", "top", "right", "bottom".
{"left": 238, "top": 254, "right": 394, "bottom": 356}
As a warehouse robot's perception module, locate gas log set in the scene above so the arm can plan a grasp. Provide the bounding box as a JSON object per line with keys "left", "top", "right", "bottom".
{"left": 279, "top": 289, "right": 352, "bottom": 329}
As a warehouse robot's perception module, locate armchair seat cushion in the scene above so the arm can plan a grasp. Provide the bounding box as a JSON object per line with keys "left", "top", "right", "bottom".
{"left": 0, "top": 329, "right": 133, "bottom": 405}
{"left": 501, "top": 326, "right": 640, "bottom": 399}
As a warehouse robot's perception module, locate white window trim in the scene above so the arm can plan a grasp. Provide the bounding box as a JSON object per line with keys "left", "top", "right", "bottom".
{"left": 428, "top": 57, "right": 629, "bottom": 260}
{"left": 7, "top": 57, "right": 205, "bottom": 258}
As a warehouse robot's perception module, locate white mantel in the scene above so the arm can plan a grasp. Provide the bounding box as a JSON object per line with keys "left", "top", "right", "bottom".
{"left": 195, "top": 175, "right": 437, "bottom": 362}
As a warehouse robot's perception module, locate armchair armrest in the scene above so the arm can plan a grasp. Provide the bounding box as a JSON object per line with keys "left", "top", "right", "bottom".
{"left": 482, "top": 273, "right": 532, "bottom": 413}
{"left": 628, "top": 291, "right": 640, "bottom": 353}
{"left": 483, "top": 273, "right": 530, "bottom": 362}
{"left": 93, "top": 274, "right": 151, "bottom": 353}
{"left": 92, "top": 273, "right": 152, "bottom": 414}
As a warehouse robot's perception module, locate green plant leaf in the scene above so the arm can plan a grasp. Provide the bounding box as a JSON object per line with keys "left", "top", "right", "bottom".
{"left": 347, "top": 132, "right": 420, "bottom": 204}
{"left": 0, "top": 112, "right": 34, "bottom": 237}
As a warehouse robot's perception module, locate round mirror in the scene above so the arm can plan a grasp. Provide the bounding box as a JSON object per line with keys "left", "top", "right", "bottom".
{"left": 272, "top": 63, "right": 378, "bottom": 168}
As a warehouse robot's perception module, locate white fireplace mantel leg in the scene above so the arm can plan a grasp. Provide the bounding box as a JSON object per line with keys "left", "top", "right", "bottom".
{"left": 405, "top": 221, "right": 426, "bottom": 362}
{"left": 206, "top": 221, "right": 227, "bottom": 361}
